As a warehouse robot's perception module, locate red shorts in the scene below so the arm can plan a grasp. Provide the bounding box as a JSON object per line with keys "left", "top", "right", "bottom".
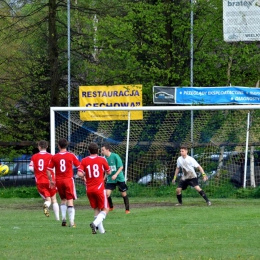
{"left": 56, "top": 178, "right": 77, "bottom": 200}
{"left": 87, "top": 189, "right": 108, "bottom": 209}
{"left": 37, "top": 183, "right": 57, "bottom": 199}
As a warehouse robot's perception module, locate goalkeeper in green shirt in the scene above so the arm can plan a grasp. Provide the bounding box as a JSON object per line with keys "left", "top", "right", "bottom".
{"left": 101, "top": 143, "right": 130, "bottom": 214}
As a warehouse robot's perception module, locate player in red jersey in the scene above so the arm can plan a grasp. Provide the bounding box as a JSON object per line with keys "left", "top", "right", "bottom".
{"left": 77, "top": 142, "right": 111, "bottom": 234}
{"left": 29, "top": 140, "right": 59, "bottom": 220}
{"left": 47, "top": 138, "right": 80, "bottom": 227}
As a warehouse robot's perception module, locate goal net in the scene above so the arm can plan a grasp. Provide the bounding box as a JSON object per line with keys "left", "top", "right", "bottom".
{"left": 51, "top": 105, "right": 260, "bottom": 198}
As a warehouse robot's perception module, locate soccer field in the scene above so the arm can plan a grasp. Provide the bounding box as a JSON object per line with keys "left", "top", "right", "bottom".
{"left": 0, "top": 197, "right": 259, "bottom": 260}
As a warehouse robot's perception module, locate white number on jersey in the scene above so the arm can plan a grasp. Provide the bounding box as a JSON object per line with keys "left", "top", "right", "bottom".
{"left": 60, "top": 159, "right": 66, "bottom": 172}
{"left": 38, "top": 159, "right": 44, "bottom": 171}
{"left": 86, "top": 164, "right": 100, "bottom": 178}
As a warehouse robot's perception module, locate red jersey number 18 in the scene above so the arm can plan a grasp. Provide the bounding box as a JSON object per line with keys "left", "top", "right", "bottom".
{"left": 86, "top": 164, "right": 100, "bottom": 178}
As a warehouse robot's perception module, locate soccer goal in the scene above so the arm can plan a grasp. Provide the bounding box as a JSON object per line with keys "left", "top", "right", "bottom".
{"left": 50, "top": 105, "right": 260, "bottom": 197}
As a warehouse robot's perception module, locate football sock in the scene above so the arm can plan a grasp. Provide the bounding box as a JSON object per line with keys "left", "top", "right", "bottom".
{"left": 123, "top": 195, "right": 130, "bottom": 210}
{"left": 93, "top": 211, "right": 106, "bottom": 227}
{"left": 67, "top": 206, "right": 75, "bottom": 225}
{"left": 60, "top": 204, "right": 67, "bottom": 221}
{"left": 199, "top": 190, "right": 209, "bottom": 202}
{"left": 108, "top": 196, "right": 113, "bottom": 208}
{"left": 177, "top": 194, "right": 182, "bottom": 204}
{"left": 44, "top": 201, "right": 51, "bottom": 208}
{"left": 53, "top": 202, "right": 60, "bottom": 221}
{"left": 95, "top": 217, "right": 105, "bottom": 233}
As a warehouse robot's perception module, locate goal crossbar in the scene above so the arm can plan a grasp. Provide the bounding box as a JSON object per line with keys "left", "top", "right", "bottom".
{"left": 50, "top": 104, "right": 260, "bottom": 113}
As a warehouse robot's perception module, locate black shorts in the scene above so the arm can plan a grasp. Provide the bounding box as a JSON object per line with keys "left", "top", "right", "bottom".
{"left": 178, "top": 178, "right": 199, "bottom": 190}
{"left": 105, "top": 182, "right": 128, "bottom": 192}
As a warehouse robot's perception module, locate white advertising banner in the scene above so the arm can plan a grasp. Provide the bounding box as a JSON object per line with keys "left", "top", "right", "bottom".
{"left": 223, "top": 0, "right": 260, "bottom": 42}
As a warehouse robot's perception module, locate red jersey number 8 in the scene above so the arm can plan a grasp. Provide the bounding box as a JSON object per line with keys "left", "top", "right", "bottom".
{"left": 60, "top": 159, "right": 66, "bottom": 172}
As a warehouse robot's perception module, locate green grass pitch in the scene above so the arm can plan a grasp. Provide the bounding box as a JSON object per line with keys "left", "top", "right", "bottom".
{"left": 0, "top": 197, "right": 259, "bottom": 260}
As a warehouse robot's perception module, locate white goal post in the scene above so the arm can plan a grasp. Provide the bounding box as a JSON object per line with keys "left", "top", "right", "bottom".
{"left": 50, "top": 104, "right": 260, "bottom": 190}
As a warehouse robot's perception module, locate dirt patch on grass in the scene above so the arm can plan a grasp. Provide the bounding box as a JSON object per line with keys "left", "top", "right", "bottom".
{"left": 1, "top": 201, "right": 176, "bottom": 210}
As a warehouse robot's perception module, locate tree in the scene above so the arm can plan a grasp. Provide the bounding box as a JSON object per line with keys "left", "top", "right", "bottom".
{"left": 0, "top": 0, "right": 64, "bottom": 154}
{"left": 0, "top": 0, "right": 259, "bottom": 157}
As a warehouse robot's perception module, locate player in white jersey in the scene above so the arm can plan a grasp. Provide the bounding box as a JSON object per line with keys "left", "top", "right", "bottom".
{"left": 172, "top": 146, "right": 211, "bottom": 206}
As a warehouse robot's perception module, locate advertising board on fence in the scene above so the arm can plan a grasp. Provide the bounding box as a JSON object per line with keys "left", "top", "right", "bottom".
{"left": 176, "top": 86, "right": 260, "bottom": 104}
{"left": 153, "top": 86, "right": 175, "bottom": 104}
{"left": 223, "top": 0, "right": 260, "bottom": 42}
{"left": 79, "top": 85, "right": 143, "bottom": 121}
{"left": 153, "top": 86, "right": 260, "bottom": 105}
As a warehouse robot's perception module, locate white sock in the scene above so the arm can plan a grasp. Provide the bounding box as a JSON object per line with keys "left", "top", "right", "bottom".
{"left": 98, "top": 222, "right": 105, "bottom": 234}
{"left": 94, "top": 216, "right": 105, "bottom": 233}
{"left": 67, "top": 206, "right": 75, "bottom": 225}
{"left": 53, "top": 202, "right": 60, "bottom": 221}
{"left": 93, "top": 211, "right": 106, "bottom": 227}
{"left": 60, "top": 204, "right": 67, "bottom": 221}
{"left": 44, "top": 201, "right": 51, "bottom": 208}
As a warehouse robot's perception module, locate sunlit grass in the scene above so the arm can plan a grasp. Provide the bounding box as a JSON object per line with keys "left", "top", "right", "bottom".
{"left": 0, "top": 198, "right": 259, "bottom": 259}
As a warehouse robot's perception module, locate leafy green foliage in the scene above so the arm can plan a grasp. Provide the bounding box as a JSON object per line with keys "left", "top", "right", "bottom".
{"left": 1, "top": 181, "right": 260, "bottom": 199}
{"left": 0, "top": 186, "right": 39, "bottom": 198}
{"left": 0, "top": 0, "right": 260, "bottom": 155}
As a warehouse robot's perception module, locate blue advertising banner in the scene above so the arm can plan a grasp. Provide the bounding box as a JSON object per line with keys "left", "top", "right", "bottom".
{"left": 176, "top": 86, "right": 260, "bottom": 104}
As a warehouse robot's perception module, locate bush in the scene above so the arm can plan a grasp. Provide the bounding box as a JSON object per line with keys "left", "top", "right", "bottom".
{"left": 0, "top": 186, "right": 39, "bottom": 198}
{"left": 1, "top": 182, "right": 260, "bottom": 199}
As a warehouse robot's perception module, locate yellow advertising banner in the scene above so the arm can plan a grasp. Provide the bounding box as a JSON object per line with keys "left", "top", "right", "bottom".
{"left": 79, "top": 85, "right": 143, "bottom": 121}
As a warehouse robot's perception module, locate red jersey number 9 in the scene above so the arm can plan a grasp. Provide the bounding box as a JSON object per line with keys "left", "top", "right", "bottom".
{"left": 38, "top": 159, "right": 44, "bottom": 171}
